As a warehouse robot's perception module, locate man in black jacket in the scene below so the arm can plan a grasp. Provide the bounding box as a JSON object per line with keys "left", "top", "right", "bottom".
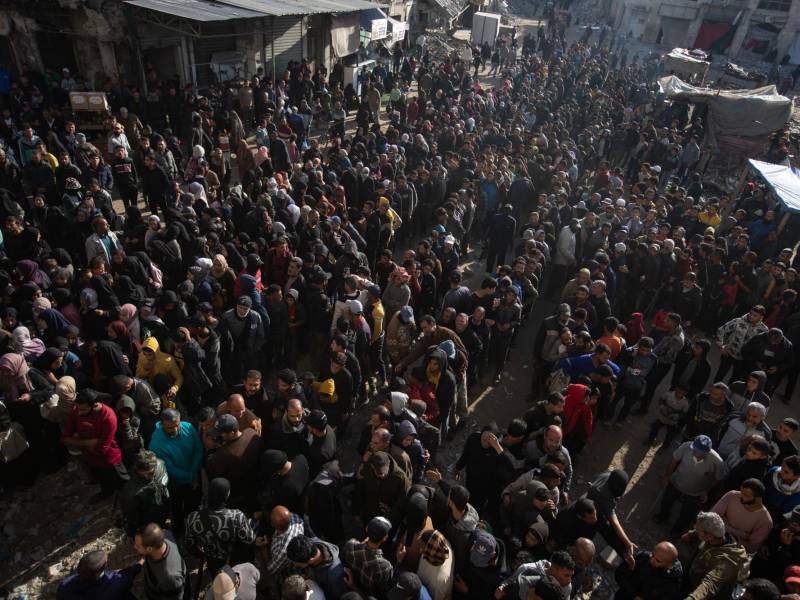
{"left": 742, "top": 328, "right": 794, "bottom": 394}
{"left": 140, "top": 153, "right": 171, "bottom": 215}
{"left": 614, "top": 541, "right": 682, "bottom": 600}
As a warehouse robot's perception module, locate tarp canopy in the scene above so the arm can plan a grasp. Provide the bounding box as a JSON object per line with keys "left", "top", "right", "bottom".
{"left": 664, "top": 48, "right": 711, "bottom": 79}
{"left": 659, "top": 75, "right": 793, "bottom": 146}
{"left": 748, "top": 159, "right": 800, "bottom": 214}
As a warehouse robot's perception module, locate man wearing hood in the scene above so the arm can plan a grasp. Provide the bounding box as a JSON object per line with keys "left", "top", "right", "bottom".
{"left": 110, "top": 374, "right": 161, "bottom": 444}
{"left": 412, "top": 346, "right": 457, "bottom": 442}
{"left": 683, "top": 511, "right": 749, "bottom": 600}
{"left": 729, "top": 371, "right": 771, "bottom": 414}
{"left": 184, "top": 477, "right": 255, "bottom": 573}
{"left": 394, "top": 315, "right": 466, "bottom": 375}
{"left": 742, "top": 328, "right": 794, "bottom": 395}
{"left": 136, "top": 336, "right": 183, "bottom": 401}
{"left": 286, "top": 534, "right": 348, "bottom": 599}
{"left": 587, "top": 469, "right": 636, "bottom": 567}
{"left": 394, "top": 419, "right": 427, "bottom": 483}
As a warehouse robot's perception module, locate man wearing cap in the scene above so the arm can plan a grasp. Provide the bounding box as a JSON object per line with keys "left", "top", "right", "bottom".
{"left": 342, "top": 516, "right": 395, "bottom": 596}
{"left": 715, "top": 306, "right": 768, "bottom": 383}
{"left": 386, "top": 305, "right": 417, "bottom": 366}
{"left": 259, "top": 449, "right": 309, "bottom": 515}
{"left": 655, "top": 435, "right": 724, "bottom": 535}
{"left": 218, "top": 295, "right": 265, "bottom": 381}
{"left": 451, "top": 528, "right": 506, "bottom": 600}
{"left": 286, "top": 534, "right": 348, "bottom": 599}
{"left": 683, "top": 511, "right": 749, "bottom": 600}
{"left": 205, "top": 413, "right": 264, "bottom": 510}
{"left": 306, "top": 409, "right": 336, "bottom": 478}
{"left": 356, "top": 450, "right": 410, "bottom": 525}
{"left": 206, "top": 563, "right": 260, "bottom": 600}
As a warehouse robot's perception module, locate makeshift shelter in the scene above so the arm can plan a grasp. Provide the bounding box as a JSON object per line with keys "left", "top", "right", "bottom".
{"left": 658, "top": 75, "right": 793, "bottom": 148}
{"left": 747, "top": 159, "right": 800, "bottom": 214}
{"left": 663, "top": 49, "right": 710, "bottom": 83}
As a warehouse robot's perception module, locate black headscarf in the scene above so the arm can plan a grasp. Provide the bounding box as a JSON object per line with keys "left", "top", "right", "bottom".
{"left": 207, "top": 477, "right": 231, "bottom": 510}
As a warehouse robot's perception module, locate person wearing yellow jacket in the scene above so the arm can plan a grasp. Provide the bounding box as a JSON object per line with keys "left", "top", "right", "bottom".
{"left": 365, "top": 284, "right": 388, "bottom": 388}
{"left": 136, "top": 336, "right": 183, "bottom": 400}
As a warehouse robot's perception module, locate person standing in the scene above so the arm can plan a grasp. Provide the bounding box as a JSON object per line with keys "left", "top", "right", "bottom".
{"left": 148, "top": 409, "right": 203, "bottom": 537}
{"left": 711, "top": 479, "right": 773, "bottom": 554}
{"left": 134, "top": 523, "right": 186, "bottom": 600}
{"left": 654, "top": 435, "right": 724, "bottom": 536}
{"left": 614, "top": 541, "right": 682, "bottom": 600}
{"left": 547, "top": 220, "right": 579, "bottom": 299}
{"left": 63, "top": 389, "right": 128, "bottom": 504}
{"left": 715, "top": 306, "right": 768, "bottom": 383}
{"left": 682, "top": 512, "right": 749, "bottom": 600}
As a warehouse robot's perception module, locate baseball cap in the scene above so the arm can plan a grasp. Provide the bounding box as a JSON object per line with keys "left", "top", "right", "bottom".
{"left": 371, "top": 451, "right": 391, "bottom": 477}
{"left": 346, "top": 299, "right": 363, "bottom": 315}
{"left": 692, "top": 435, "right": 712, "bottom": 454}
{"left": 211, "top": 566, "right": 237, "bottom": 600}
{"left": 286, "top": 288, "right": 299, "bottom": 301}
{"left": 367, "top": 284, "right": 382, "bottom": 298}
{"left": 237, "top": 295, "right": 252, "bottom": 307}
{"left": 214, "top": 414, "right": 238, "bottom": 434}
{"left": 444, "top": 235, "right": 456, "bottom": 245}
{"left": 262, "top": 449, "right": 288, "bottom": 475}
{"left": 306, "top": 409, "right": 328, "bottom": 430}
{"left": 366, "top": 516, "right": 392, "bottom": 540}
{"left": 387, "top": 572, "right": 423, "bottom": 600}
{"left": 469, "top": 530, "right": 497, "bottom": 567}
{"left": 614, "top": 242, "right": 627, "bottom": 253}
{"left": 399, "top": 306, "right": 414, "bottom": 324}
{"left": 557, "top": 303, "right": 571, "bottom": 316}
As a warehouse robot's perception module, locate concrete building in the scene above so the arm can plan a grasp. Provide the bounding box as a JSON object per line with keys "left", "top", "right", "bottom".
{"left": 0, "top": 0, "right": 382, "bottom": 93}
{"left": 611, "top": 0, "right": 800, "bottom": 64}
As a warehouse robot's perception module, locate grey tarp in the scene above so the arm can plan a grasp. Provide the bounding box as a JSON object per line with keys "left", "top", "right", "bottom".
{"left": 658, "top": 75, "right": 792, "bottom": 147}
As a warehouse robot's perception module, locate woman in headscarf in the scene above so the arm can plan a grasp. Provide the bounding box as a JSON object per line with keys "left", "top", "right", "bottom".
{"left": 222, "top": 242, "right": 246, "bottom": 275}
{"left": 16, "top": 259, "right": 52, "bottom": 290}
{"left": 2, "top": 307, "right": 19, "bottom": 332}
{"left": 119, "top": 304, "right": 141, "bottom": 343}
{"left": 106, "top": 320, "right": 135, "bottom": 364}
{"left": 96, "top": 339, "right": 132, "bottom": 381}
{"left": 144, "top": 214, "right": 161, "bottom": 251}
{"left": 79, "top": 287, "right": 107, "bottom": 341}
{"left": 40, "top": 375, "right": 77, "bottom": 433}
{"left": 32, "top": 296, "right": 52, "bottom": 321}
{"left": 210, "top": 254, "right": 237, "bottom": 308}
{"left": 399, "top": 491, "right": 435, "bottom": 570}
{"left": 122, "top": 205, "right": 147, "bottom": 252}
{"left": 13, "top": 282, "right": 42, "bottom": 322}
{"left": 35, "top": 308, "right": 73, "bottom": 346}
{"left": 184, "top": 145, "right": 205, "bottom": 182}
{"left": 0, "top": 352, "right": 33, "bottom": 403}
{"left": 46, "top": 249, "right": 75, "bottom": 284}
{"left": 31, "top": 347, "right": 66, "bottom": 387}
{"left": 187, "top": 181, "right": 208, "bottom": 207}
{"left": 111, "top": 249, "right": 150, "bottom": 288}
{"left": 114, "top": 274, "right": 147, "bottom": 305}
{"left": 12, "top": 326, "right": 45, "bottom": 362}
{"left": 51, "top": 288, "right": 82, "bottom": 329}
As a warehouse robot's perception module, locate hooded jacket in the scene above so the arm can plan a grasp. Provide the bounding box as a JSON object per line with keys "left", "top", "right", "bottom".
{"left": 562, "top": 383, "right": 593, "bottom": 438}
{"left": 412, "top": 347, "right": 457, "bottom": 419}
{"left": 728, "top": 371, "right": 770, "bottom": 413}
{"left": 302, "top": 538, "right": 348, "bottom": 599}
{"left": 135, "top": 336, "right": 183, "bottom": 397}
{"left": 763, "top": 465, "right": 800, "bottom": 518}
{"left": 394, "top": 419, "right": 426, "bottom": 483}
{"left": 685, "top": 535, "right": 749, "bottom": 600}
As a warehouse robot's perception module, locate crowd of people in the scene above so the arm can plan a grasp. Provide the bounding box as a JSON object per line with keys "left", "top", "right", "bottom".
{"left": 0, "top": 11, "right": 799, "bottom": 600}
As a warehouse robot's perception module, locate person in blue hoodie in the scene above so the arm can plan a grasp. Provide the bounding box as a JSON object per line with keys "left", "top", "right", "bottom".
{"left": 56, "top": 549, "right": 140, "bottom": 600}
{"left": 148, "top": 408, "right": 203, "bottom": 536}
{"left": 395, "top": 419, "right": 427, "bottom": 483}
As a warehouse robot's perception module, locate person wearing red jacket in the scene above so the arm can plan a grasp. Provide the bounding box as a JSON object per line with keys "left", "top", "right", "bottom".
{"left": 63, "top": 388, "right": 128, "bottom": 504}
{"left": 562, "top": 383, "right": 595, "bottom": 458}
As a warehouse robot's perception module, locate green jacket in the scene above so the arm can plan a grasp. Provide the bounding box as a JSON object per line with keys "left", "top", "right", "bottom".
{"left": 686, "top": 535, "right": 749, "bottom": 600}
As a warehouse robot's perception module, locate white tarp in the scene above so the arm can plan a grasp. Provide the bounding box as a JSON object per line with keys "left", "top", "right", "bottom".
{"left": 659, "top": 75, "right": 793, "bottom": 146}
{"left": 331, "top": 13, "right": 360, "bottom": 57}
{"left": 748, "top": 159, "right": 800, "bottom": 214}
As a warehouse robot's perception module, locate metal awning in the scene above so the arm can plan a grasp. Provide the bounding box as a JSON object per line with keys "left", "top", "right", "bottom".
{"left": 123, "top": 0, "right": 264, "bottom": 21}
{"left": 214, "top": 0, "right": 383, "bottom": 16}
{"left": 125, "top": 0, "right": 383, "bottom": 21}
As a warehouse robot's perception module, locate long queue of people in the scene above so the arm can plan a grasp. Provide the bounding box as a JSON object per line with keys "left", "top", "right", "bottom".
{"left": 0, "top": 14, "right": 799, "bottom": 600}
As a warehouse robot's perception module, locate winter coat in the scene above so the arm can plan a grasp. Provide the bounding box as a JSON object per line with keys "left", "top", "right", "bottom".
{"left": 685, "top": 536, "right": 749, "bottom": 600}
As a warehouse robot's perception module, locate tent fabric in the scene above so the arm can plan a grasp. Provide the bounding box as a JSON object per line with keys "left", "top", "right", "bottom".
{"left": 331, "top": 13, "right": 360, "bottom": 57}
{"left": 658, "top": 75, "right": 792, "bottom": 146}
{"left": 748, "top": 159, "right": 800, "bottom": 214}
{"left": 693, "top": 21, "right": 732, "bottom": 51}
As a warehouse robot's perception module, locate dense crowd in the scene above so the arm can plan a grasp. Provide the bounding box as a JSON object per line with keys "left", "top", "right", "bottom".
{"left": 0, "top": 14, "right": 799, "bottom": 600}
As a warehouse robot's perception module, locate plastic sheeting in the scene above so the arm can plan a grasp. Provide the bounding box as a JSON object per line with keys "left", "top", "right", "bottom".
{"left": 748, "top": 160, "right": 800, "bottom": 214}
{"left": 658, "top": 75, "right": 792, "bottom": 146}
{"left": 331, "top": 12, "right": 360, "bottom": 57}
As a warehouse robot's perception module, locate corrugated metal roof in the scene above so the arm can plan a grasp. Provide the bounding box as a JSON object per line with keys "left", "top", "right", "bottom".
{"left": 215, "top": 0, "right": 384, "bottom": 16}
{"left": 124, "top": 0, "right": 264, "bottom": 21}
{"left": 125, "top": 0, "right": 383, "bottom": 20}
{"left": 428, "top": 0, "right": 466, "bottom": 19}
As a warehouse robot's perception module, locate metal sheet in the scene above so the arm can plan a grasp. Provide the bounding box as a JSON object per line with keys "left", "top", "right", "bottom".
{"left": 124, "top": 0, "right": 264, "bottom": 21}
{"left": 215, "top": 0, "right": 383, "bottom": 16}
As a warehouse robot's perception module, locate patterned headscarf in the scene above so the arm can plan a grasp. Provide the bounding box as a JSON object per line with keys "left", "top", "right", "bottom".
{"left": 421, "top": 530, "right": 450, "bottom": 567}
